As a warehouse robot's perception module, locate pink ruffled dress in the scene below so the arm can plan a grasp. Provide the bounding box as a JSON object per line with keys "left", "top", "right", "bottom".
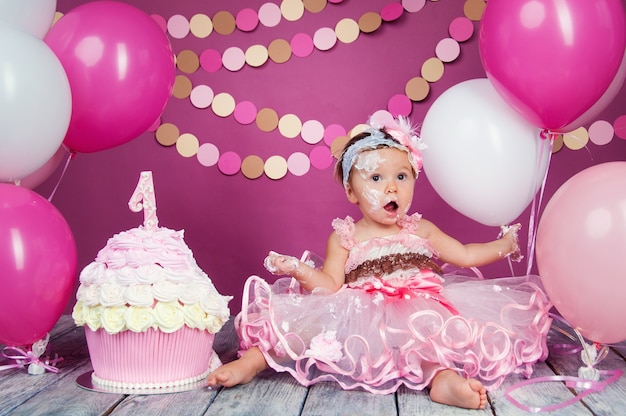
{"left": 236, "top": 213, "right": 552, "bottom": 394}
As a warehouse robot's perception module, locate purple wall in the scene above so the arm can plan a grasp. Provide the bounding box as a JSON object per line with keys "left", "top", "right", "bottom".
{"left": 42, "top": 0, "right": 626, "bottom": 315}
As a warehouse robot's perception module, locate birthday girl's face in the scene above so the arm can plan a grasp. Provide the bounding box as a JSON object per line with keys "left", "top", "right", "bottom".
{"left": 346, "top": 147, "right": 416, "bottom": 225}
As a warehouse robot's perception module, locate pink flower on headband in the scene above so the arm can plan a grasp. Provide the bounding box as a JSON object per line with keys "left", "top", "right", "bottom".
{"left": 367, "top": 115, "right": 426, "bottom": 171}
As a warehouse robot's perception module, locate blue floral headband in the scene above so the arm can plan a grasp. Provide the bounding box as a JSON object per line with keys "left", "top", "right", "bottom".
{"left": 339, "top": 116, "right": 426, "bottom": 188}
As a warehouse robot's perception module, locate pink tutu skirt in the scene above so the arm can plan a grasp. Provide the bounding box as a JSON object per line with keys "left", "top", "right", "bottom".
{"left": 236, "top": 273, "right": 552, "bottom": 394}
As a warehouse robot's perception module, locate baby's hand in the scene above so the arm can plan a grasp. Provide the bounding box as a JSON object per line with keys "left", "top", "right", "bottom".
{"left": 263, "top": 251, "right": 300, "bottom": 275}
{"left": 499, "top": 223, "right": 523, "bottom": 262}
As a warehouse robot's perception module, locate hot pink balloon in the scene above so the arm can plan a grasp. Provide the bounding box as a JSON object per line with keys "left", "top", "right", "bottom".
{"left": 479, "top": 0, "right": 626, "bottom": 131}
{"left": 0, "top": 184, "right": 77, "bottom": 346}
{"left": 45, "top": 1, "right": 175, "bottom": 153}
{"left": 536, "top": 162, "right": 626, "bottom": 344}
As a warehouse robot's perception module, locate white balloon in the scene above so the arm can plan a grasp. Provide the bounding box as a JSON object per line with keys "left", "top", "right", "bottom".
{"left": 421, "top": 78, "right": 550, "bottom": 227}
{"left": 0, "top": 0, "right": 56, "bottom": 39}
{"left": 0, "top": 24, "right": 71, "bottom": 182}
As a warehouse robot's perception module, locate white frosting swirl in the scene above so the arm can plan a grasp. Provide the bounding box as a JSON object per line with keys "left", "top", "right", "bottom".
{"left": 73, "top": 226, "right": 232, "bottom": 334}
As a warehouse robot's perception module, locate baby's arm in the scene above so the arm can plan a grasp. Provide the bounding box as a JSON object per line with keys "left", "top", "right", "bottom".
{"left": 263, "top": 231, "right": 347, "bottom": 292}
{"left": 419, "top": 219, "right": 520, "bottom": 268}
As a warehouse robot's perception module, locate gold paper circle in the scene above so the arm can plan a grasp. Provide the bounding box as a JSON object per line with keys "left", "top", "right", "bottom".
{"left": 172, "top": 75, "right": 193, "bottom": 99}
{"left": 213, "top": 10, "right": 236, "bottom": 35}
{"left": 464, "top": 0, "right": 486, "bottom": 21}
{"left": 155, "top": 123, "right": 180, "bottom": 146}
{"left": 241, "top": 155, "right": 265, "bottom": 179}
{"left": 330, "top": 135, "right": 350, "bottom": 159}
{"left": 303, "top": 0, "right": 327, "bottom": 13}
{"left": 405, "top": 77, "right": 430, "bottom": 101}
{"left": 268, "top": 38, "right": 292, "bottom": 63}
{"left": 551, "top": 134, "right": 564, "bottom": 153}
{"left": 176, "top": 50, "right": 200, "bottom": 73}
{"left": 358, "top": 12, "right": 382, "bottom": 33}
{"left": 256, "top": 108, "right": 280, "bottom": 132}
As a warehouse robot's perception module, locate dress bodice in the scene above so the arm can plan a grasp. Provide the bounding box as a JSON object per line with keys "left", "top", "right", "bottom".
{"left": 332, "top": 214, "right": 441, "bottom": 283}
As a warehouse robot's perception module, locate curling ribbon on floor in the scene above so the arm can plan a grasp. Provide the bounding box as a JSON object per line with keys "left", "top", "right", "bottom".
{"left": 0, "top": 334, "right": 62, "bottom": 375}
{"left": 504, "top": 314, "right": 623, "bottom": 412}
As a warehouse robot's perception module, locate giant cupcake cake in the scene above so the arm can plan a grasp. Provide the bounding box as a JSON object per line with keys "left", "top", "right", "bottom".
{"left": 72, "top": 171, "right": 232, "bottom": 390}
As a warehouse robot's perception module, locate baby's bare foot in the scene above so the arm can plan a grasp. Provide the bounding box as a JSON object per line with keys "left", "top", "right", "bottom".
{"left": 429, "top": 369, "right": 487, "bottom": 410}
{"left": 207, "top": 347, "right": 268, "bottom": 387}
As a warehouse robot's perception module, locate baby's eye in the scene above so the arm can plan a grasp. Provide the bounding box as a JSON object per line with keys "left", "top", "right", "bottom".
{"left": 371, "top": 174, "right": 381, "bottom": 182}
{"left": 397, "top": 173, "right": 407, "bottom": 180}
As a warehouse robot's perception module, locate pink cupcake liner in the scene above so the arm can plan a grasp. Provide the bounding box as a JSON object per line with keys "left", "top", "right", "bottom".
{"left": 85, "top": 326, "right": 215, "bottom": 385}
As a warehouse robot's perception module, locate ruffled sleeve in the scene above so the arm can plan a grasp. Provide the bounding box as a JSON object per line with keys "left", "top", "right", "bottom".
{"left": 397, "top": 213, "right": 422, "bottom": 234}
{"left": 331, "top": 216, "right": 357, "bottom": 250}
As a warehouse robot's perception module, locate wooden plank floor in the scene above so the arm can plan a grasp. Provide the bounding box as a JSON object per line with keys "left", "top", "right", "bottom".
{"left": 1, "top": 315, "right": 625, "bottom": 416}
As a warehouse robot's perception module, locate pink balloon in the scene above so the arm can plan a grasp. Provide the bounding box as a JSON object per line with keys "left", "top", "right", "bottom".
{"left": 536, "top": 162, "right": 626, "bottom": 344}
{"left": 0, "top": 184, "right": 77, "bottom": 346}
{"left": 561, "top": 47, "right": 626, "bottom": 132}
{"left": 479, "top": 0, "right": 626, "bottom": 131}
{"left": 45, "top": 1, "right": 175, "bottom": 153}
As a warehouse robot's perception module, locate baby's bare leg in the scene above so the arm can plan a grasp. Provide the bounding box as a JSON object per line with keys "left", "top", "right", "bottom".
{"left": 429, "top": 369, "right": 487, "bottom": 410}
{"left": 207, "top": 346, "right": 268, "bottom": 387}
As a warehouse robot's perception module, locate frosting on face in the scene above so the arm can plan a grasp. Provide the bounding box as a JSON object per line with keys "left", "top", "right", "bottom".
{"left": 72, "top": 226, "right": 232, "bottom": 335}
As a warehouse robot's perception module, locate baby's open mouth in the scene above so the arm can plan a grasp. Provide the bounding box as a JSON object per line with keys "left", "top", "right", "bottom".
{"left": 384, "top": 201, "right": 398, "bottom": 212}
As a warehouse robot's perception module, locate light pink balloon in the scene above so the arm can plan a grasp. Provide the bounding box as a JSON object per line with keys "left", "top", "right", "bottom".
{"left": 45, "top": 1, "right": 175, "bottom": 153}
{"left": 0, "top": 184, "right": 77, "bottom": 346}
{"left": 18, "top": 145, "right": 70, "bottom": 189}
{"left": 479, "top": 0, "right": 626, "bottom": 131}
{"left": 536, "top": 162, "right": 626, "bottom": 344}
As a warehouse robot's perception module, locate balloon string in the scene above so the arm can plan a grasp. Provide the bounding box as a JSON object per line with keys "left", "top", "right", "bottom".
{"left": 525, "top": 133, "right": 554, "bottom": 275}
{"left": 47, "top": 149, "right": 76, "bottom": 202}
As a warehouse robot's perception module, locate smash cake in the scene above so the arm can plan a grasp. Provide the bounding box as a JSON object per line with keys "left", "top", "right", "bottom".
{"left": 72, "top": 171, "right": 232, "bottom": 390}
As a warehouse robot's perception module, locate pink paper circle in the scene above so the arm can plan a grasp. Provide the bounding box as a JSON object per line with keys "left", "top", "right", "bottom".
{"left": 402, "top": 0, "right": 426, "bottom": 13}
{"left": 449, "top": 17, "right": 474, "bottom": 42}
{"left": 234, "top": 101, "right": 258, "bottom": 125}
{"left": 588, "top": 120, "right": 614, "bottom": 145}
{"left": 313, "top": 27, "right": 337, "bottom": 51}
{"left": 200, "top": 49, "right": 223, "bottom": 72}
{"left": 380, "top": 3, "right": 404, "bottom": 22}
{"left": 190, "top": 85, "right": 214, "bottom": 109}
{"left": 387, "top": 94, "right": 412, "bottom": 117}
{"left": 310, "top": 146, "right": 334, "bottom": 169}
{"left": 236, "top": 8, "right": 259, "bottom": 32}
{"left": 147, "top": 117, "right": 161, "bottom": 132}
{"left": 222, "top": 47, "right": 246, "bottom": 71}
{"left": 151, "top": 14, "right": 167, "bottom": 33}
{"left": 167, "top": 14, "right": 190, "bottom": 39}
{"left": 435, "top": 38, "right": 460, "bottom": 62}
{"left": 259, "top": 3, "right": 282, "bottom": 27}
{"left": 290, "top": 33, "right": 314, "bottom": 58}
{"left": 217, "top": 151, "right": 242, "bottom": 175}
{"left": 197, "top": 143, "right": 219, "bottom": 167}
{"left": 287, "top": 152, "right": 311, "bottom": 176}
{"left": 370, "top": 110, "right": 394, "bottom": 126}
{"left": 324, "top": 124, "right": 347, "bottom": 146}
{"left": 301, "top": 119, "right": 325, "bottom": 144}
{"left": 614, "top": 115, "right": 626, "bottom": 139}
